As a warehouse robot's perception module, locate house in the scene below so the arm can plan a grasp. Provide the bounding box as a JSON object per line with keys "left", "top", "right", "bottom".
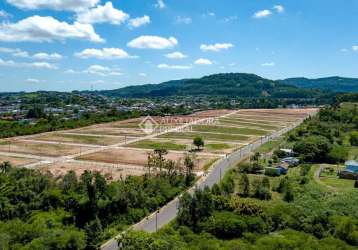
{"left": 345, "top": 160, "right": 358, "bottom": 173}
{"left": 281, "top": 157, "right": 300, "bottom": 166}
{"left": 339, "top": 160, "right": 358, "bottom": 180}
{"left": 279, "top": 148, "right": 294, "bottom": 157}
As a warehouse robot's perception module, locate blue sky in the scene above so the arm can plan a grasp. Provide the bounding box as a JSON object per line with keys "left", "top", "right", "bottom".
{"left": 0, "top": 0, "right": 357, "bottom": 92}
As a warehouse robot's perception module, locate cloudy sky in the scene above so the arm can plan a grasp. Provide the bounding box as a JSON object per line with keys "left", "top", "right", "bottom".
{"left": 0, "top": 0, "right": 357, "bottom": 92}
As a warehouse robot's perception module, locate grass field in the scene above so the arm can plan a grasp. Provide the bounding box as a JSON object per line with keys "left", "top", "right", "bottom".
{"left": 33, "top": 133, "right": 123, "bottom": 146}
{"left": 126, "top": 139, "right": 187, "bottom": 151}
{"left": 218, "top": 119, "right": 280, "bottom": 130}
{"left": 192, "top": 125, "right": 268, "bottom": 136}
{"left": 0, "top": 140, "right": 90, "bottom": 157}
{"left": 319, "top": 165, "right": 356, "bottom": 192}
{"left": 159, "top": 131, "right": 251, "bottom": 142}
{"left": 0, "top": 155, "right": 38, "bottom": 166}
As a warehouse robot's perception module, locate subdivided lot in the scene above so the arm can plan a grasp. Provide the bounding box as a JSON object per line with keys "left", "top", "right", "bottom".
{"left": 69, "top": 127, "right": 146, "bottom": 137}
{"left": 39, "top": 161, "right": 146, "bottom": 180}
{"left": 0, "top": 140, "right": 91, "bottom": 157}
{"left": 159, "top": 131, "right": 252, "bottom": 142}
{"left": 192, "top": 125, "right": 269, "bottom": 136}
{"left": 217, "top": 118, "right": 281, "bottom": 130}
{"left": 76, "top": 148, "right": 218, "bottom": 171}
{"left": 237, "top": 111, "right": 309, "bottom": 118}
{"left": 229, "top": 114, "right": 299, "bottom": 122}
{"left": 126, "top": 138, "right": 241, "bottom": 154}
{"left": 190, "top": 109, "right": 232, "bottom": 118}
{"left": 222, "top": 116, "right": 291, "bottom": 125}
{"left": 30, "top": 133, "right": 125, "bottom": 146}
{"left": 0, "top": 155, "right": 38, "bottom": 166}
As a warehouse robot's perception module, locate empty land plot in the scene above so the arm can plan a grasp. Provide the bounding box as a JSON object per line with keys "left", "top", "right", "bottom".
{"left": 77, "top": 148, "right": 217, "bottom": 171}
{"left": 217, "top": 119, "right": 281, "bottom": 130}
{"left": 220, "top": 117, "right": 288, "bottom": 126}
{"left": 238, "top": 110, "right": 307, "bottom": 118}
{"left": 0, "top": 155, "right": 38, "bottom": 167}
{"left": 70, "top": 127, "right": 145, "bottom": 137}
{"left": 31, "top": 133, "right": 124, "bottom": 146}
{"left": 126, "top": 139, "right": 187, "bottom": 151}
{"left": 0, "top": 140, "right": 91, "bottom": 157}
{"left": 230, "top": 114, "right": 298, "bottom": 122}
{"left": 192, "top": 125, "right": 268, "bottom": 136}
{"left": 192, "top": 109, "right": 232, "bottom": 117}
{"left": 127, "top": 138, "right": 239, "bottom": 154}
{"left": 159, "top": 132, "right": 251, "bottom": 142}
{"left": 39, "top": 161, "right": 145, "bottom": 180}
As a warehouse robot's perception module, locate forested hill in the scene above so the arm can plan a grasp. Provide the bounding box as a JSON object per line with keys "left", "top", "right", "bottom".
{"left": 279, "top": 76, "right": 358, "bottom": 92}
{"left": 95, "top": 73, "right": 326, "bottom": 99}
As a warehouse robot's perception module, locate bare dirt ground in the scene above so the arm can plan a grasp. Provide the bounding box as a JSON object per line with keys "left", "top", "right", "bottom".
{"left": 76, "top": 148, "right": 218, "bottom": 171}
{"left": 0, "top": 140, "right": 91, "bottom": 157}
{"left": 38, "top": 161, "right": 146, "bottom": 181}
{"left": 0, "top": 155, "right": 38, "bottom": 167}
{"left": 30, "top": 133, "right": 125, "bottom": 146}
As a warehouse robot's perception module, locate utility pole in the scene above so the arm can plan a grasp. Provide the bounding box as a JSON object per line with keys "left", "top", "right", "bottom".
{"left": 155, "top": 210, "right": 159, "bottom": 232}
{"left": 219, "top": 167, "right": 222, "bottom": 181}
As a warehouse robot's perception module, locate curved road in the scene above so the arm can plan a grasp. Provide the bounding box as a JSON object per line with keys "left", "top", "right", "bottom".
{"left": 101, "top": 112, "right": 315, "bottom": 250}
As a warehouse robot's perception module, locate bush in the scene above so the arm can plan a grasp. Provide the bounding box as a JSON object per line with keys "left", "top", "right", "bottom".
{"left": 200, "top": 211, "right": 247, "bottom": 239}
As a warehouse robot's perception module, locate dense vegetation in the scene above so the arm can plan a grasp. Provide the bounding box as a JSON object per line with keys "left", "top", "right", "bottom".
{"left": 0, "top": 109, "right": 141, "bottom": 138}
{"left": 280, "top": 76, "right": 358, "bottom": 93}
{"left": 96, "top": 73, "right": 333, "bottom": 101}
{"left": 0, "top": 151, "right": 196, "bottom": 249}
{"left": 119, "top": 104, "right": 358, "bottom": 250}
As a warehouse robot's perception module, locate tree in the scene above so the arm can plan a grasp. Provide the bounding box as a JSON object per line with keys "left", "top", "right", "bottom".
{"left": 193, "top": 137, "right": 204, "bottom": 151}
{"left": 238, "top": 174, "right": 250, "bottom": 197}
{"left": 184, "top": 154, "right": 195, "bottom": 186}
{"left": 349, "top": 132, "right": 358, "bottom": 146}
{"left": 283, "top": 183, "right": 294, "bottom": 202}
{"left": 253, "top": 179, "right": 271, "bottom": 200}
{"left": 0, "top": 162, "right": 11, "bottom": 174}
{"left": 154, "top": 148, "right": 168, "bottom": 172}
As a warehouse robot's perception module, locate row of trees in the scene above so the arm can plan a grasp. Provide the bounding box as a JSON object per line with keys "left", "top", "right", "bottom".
{"left": 0, "top": 150, "right": 197, "bottom": 249}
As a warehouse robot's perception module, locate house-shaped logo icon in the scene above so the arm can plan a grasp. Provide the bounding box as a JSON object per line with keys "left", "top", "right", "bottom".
{"left": 139, "top": 115, "right": 159, "bottom": 134}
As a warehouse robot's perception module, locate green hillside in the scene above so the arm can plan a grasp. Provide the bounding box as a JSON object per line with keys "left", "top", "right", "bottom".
{"left": 280, "top": 76, "right": 358, "bottom": 92}
{"left": 96, "top": 73, "right": 327, "bottom": 99}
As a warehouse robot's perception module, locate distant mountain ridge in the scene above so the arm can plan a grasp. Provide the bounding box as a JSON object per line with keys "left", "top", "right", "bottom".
{"left": 279, "top": 76, "right": 358, "bottom": 92}
{"left": 95, "top": 73, "right": 325, "bottom": 99}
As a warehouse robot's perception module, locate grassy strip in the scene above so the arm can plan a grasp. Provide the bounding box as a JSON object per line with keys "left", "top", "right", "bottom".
{"left": 159, "top": 132, "right": 250, "bottom": 142}
{"left": 218, "top": 119, "right": 280, "bottom": 130}
{"left": 127, "top": 139, "right": 187, "bottom": 151}
{"left": 192, "top": 125, "right": 268, "bottom": 136}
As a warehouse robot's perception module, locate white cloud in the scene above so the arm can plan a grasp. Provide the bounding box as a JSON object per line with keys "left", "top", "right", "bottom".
{"left": 76, "top": 2, "right": 129, "bottom": 25}
{"left": 0, "top": 10, "right": 11, "bottom": 18}
{"left": 29, "top": 62, "right": 58, "bottom": 69}
{"left": 27, "top": 78, "right": 42, "bottom": 83}
{"left": 273, "top": 5, "right": 284, "bottom": 13}
{"left": 139, "top": 73, "right": 147, "bottom": 77}
{"left": 194, "top": 58, "right": 213, "bottom": 65}
{"left": 253, "top": 9, "right": 272, "bottom": 18}
{"left": 200, "top": 43, "right": 234, "bottom": 52}
{"left": 127, "top": 35, "right": 178, "bottom": 49}
{"left": 157, "top": 64, "right": 191, "bottom": 70}
{"left": 165, "top": 51, "right": 187, "bottom": 59}
{"left": 261, "top": 62, "right": 275, "bottom": 67}
{"left": 155, "top": 0, "right": 165, "bottom": 9}
{"left": 175, "top": 16, "right": 192, "bottom": 24}
{"left": 0, "top": 58, "right": 16, "bottom": 67}
{"left": 6, "top": 0, "right": 100, "bottom": 11}
{"left": 0, "top": 57, "right": 57, "bottom": 69}
{"left": 13, "top": 50, "right": 29, "bottom": 58}
{"left": 75, "top": 48, "right": 134, "bottom": 59}
{"left": 33, "top": 53, "right": 62, "bottom": 60}
{"left": 0, "top": 16, "right": 104, "bottom": 43}
{"left": 84, "top": 65, "right": 121, "bottom": 76}
{"left": 0, "top": 48, "right": 62, "bottom": 60}
{"left": 128, "top": 15, "right": 150, "bottom": 28}
{"left": 352, "top": 46, "right": 358, "bottom": 51}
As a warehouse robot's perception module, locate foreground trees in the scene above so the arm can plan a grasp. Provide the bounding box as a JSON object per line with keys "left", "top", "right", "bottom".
{"left": 0, "top": 155, "right": 195, "bottom": 249}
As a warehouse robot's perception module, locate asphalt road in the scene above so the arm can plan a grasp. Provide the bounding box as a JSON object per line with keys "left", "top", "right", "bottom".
{"left": 100, "top": 115, "right": 311, "bottom": 250}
